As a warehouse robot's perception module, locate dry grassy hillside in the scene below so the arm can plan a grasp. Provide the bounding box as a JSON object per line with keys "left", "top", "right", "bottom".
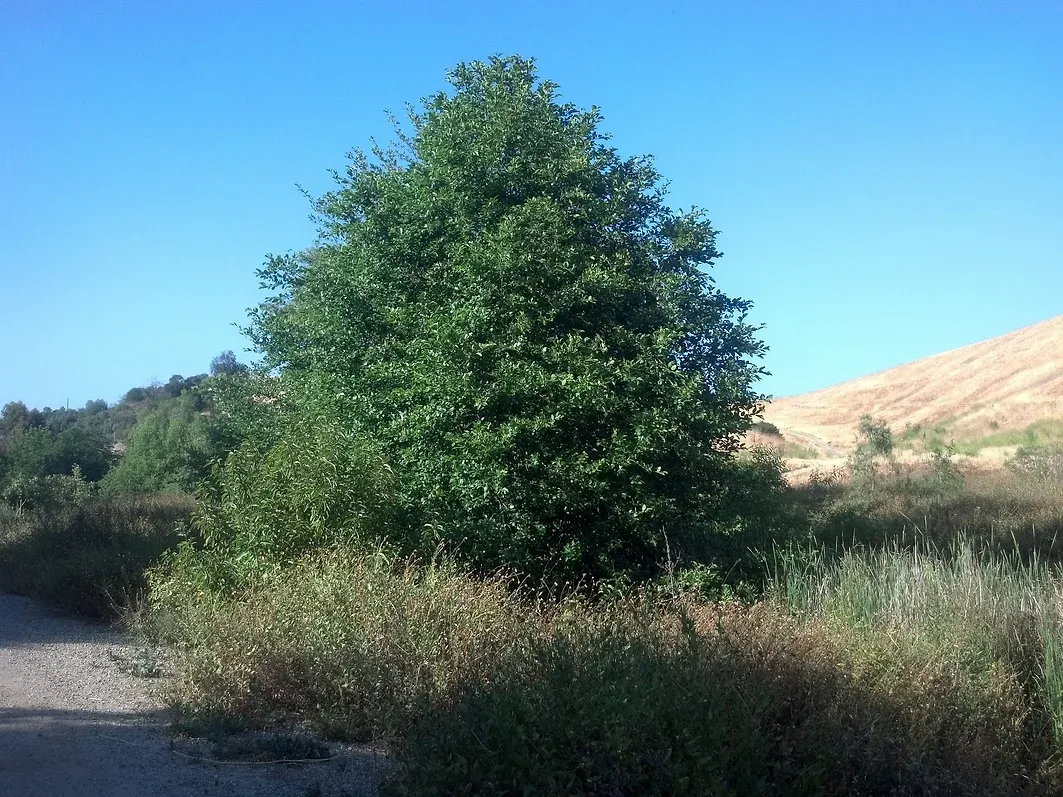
{"left": 763, "top": 314, "right": 1063, "bottom": 454}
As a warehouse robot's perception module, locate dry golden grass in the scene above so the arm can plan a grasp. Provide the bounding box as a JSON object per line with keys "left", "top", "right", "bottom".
{"left": 147, "top": 547, "right": 1063, "bottom": 796}
{"left": 765, "top": 314, "right": 1063, "bottom": 454}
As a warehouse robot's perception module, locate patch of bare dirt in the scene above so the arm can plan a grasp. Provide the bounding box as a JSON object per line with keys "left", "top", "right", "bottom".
{"left": 0, "top": 593, "right": 388, "bottom": 797}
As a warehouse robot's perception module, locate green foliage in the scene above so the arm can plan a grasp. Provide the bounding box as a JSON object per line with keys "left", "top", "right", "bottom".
{"left": 846, "top": 415, "right": 896, "bottom": 501}
{"left": 190, "top": 419, "right": 396, "bottom": 586}
{"left": 100, "top": 391, "right": 224, "bottom": 495}
{"left": 0, "top": 465, "right": 95, "bottom": 514}
{"left": 147, "top": 550, "right": 1055, "bottom": 796}
{"left": 2, "top": 424, "right": 113, "bottom": 485}
{"left": 856, "top": 414, "right": 893, "bottom": 457}
{"left": 0, "top": 400, "right": 45, "bottom": 440}
{"left": 0, "top": 494, "right": 194, "bottom": 618}
{"left": 924, "top": 445, "right": 965, "bottom": 500}
{"left": 751, "top": 420, "right": 781, "bottom": 436}
{"left": 247, "top": 55, "right": 767, "bottom": 583}
{"left": 209, "top": 350, "right": 248, "bottom": 377}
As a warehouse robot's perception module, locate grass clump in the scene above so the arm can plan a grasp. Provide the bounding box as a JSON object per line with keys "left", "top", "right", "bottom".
{"left": 0, "top": 494, "right": 193, "bottom": 618}
{"left": 955, "top": 419, "right": 1063, "bottom": 456}
{"left": 770, "top": 543, "right": 1063, "bottom": 764}
{"left": 780, "top": 440, "right": 820, "bottom": 459}
{"left": 147, "top": 547, "right": 539, "bottom": 742}
{"left": 790, "top": 467, "right": 1063, "bottom": 561}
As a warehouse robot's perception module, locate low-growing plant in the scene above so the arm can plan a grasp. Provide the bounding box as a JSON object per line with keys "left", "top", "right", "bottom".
{"left": 0, "top": 493, "right": 194, "bottom": 618}
{"left": 751, "top": 420, "right": 781, "bottom": 437}
{"left": 769, "top": 541, "right": 1063, "bottom": 748}
{"left": 147, "top": 548, "right": 540, "bottom": 742}
{"left": 147, "top": 547, "right": 1063, "bottom": 795}
{"left": 190, "top": 420, "right": 397, "bottom": 588}
{"left": 1009, "top": 442, "right": 1063, "bottom": 483}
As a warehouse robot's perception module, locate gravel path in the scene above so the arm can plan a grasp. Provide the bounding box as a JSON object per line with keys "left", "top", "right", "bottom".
{"left": 0, "top": 593, "right": 388, "bottom": 797}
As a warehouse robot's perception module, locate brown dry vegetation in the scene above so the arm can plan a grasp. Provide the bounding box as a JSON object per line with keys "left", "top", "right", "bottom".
{"left": 144, "top": 548, "right": 1063, "bottom": 796}
{"left": 764, "top": 314, "right": 1063, "bottom": 456}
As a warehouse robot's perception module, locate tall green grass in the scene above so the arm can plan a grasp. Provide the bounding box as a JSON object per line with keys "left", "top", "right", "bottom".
{"left": 954, "top": 419, "right": 1063, "bottom": 456}
{"left": 770, "top": 541, "right": 1063, "bottom": 751}
{"left": 790, "top": 469, "right": 1063, "bottom": 561}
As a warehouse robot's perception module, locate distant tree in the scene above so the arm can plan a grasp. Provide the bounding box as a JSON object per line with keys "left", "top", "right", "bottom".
{"left": 210, "top": 350, "right": 248, "bottom": 377}
{"left": 3, "top": 425, "right": 112, "bottom": 483}
{"left": 751, "top": 420, "right": 782, "bottom": 437}
{"left": 1, "top": 401, "right": 45, "bottom": 444}
{"left": 83, "top": 399, "right": 109, "bottom": 415}
{"left": 3, "top": 427, "right": 55, "bottom": 478}
{"left": 124, "top": 386, "right": 149, "bottom": 404}
{"left": 44, "top": 408, "right": 80, "bottom": 434}
{"left": 163, "top": 375, "right": 187, "bottom": 398}
{"left": 101, "top": 392, "right": 225, "bottom": 494}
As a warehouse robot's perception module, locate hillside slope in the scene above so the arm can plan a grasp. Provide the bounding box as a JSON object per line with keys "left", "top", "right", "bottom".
{"left": 764, "top": 314, "right": 1063, "bottom": 452}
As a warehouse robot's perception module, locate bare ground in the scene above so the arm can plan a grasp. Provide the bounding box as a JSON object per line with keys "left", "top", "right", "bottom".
{"left": 0, "top": 593, "right": 388, "bottom": 797}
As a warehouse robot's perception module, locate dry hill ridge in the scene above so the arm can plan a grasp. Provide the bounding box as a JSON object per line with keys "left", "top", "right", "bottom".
{"left": 762, "top": 314, "right": 1063, "bottom": 455}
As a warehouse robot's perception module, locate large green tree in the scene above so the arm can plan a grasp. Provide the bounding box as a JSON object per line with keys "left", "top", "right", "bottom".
{"left": 248, "top": 56, "right": 767, "bottom": 581}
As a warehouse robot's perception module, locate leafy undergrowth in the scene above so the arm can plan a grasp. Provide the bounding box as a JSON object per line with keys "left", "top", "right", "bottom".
{"left": 146, "top": 548, "right": 1063, "bottom": 796}
{"left": 0, "top": 494, "right": 194, "bottom": 619}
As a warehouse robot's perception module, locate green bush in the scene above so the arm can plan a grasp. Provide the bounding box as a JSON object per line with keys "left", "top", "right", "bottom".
{"left": 0, "top": 465, "right": 95, "bottom": 513}
{"left": 190, "top": 420, "right": 396, "bottom": 587}
{"left": 2, "top": 424, "right": 114, "bottom": 486}
{"left": 245, "top": 55, "right": 768, "bottom": 585}
{"left": 100, "top": 390, "right": 231, "bottom": 496}
{"left": 146, "top": 550, "right": 1056, "bottom": 795}
{"left": 751, "top": 420, "right": 781, "bottom": 436}
{"left": 148, "top": 548, "right": 537, "bottom": 741}
{"left": 390, "top": 603, "right": 1043, "bottom": 796}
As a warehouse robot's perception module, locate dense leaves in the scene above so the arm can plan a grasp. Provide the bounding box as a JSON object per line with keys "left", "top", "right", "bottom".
{"left": 246, "top": 56, "right": 767, "bottom": 583}
{"left": 100, "top": 392, "right": 227, "bottom": 495}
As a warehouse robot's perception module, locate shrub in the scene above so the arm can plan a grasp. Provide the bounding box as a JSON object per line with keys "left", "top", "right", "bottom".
{"left": 148, "top": 549, "right": 1060, "bottom": 796}
{"left": 148, "top": 549, "right": 538, "bottom": 742}
{"left": 0, "top": 494, "right": 193, "bottom": 618}
{"left": 100, "top": 392, "right": 224, "bottom": 495}
{"left": 190, "top": 420, "right": 397, "bottom": 587}
{"left": 751, "top": 420, "right": 781, "bottom": 436}
{"left": 389, "top": 603, "right": 1044, "bottom": 796}
{"left": 1009, "top": 443, "right": 1063, "bottom": 483}
{"left": 1, "top": 465, "right": 95, "bottom": 514}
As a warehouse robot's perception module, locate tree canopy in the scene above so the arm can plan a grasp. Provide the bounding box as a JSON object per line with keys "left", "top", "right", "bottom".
{"left": 240, "top": 55, "right": 767, "bottom": 582}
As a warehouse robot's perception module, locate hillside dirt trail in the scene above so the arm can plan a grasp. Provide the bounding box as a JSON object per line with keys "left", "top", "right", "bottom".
{"left": 0, "top": 593, "right": 386, "bottom": 797}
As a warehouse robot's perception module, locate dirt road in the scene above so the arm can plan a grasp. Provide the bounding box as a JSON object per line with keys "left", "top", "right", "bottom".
{"left": 0, "top": 593, "right": 385, "bottom": 797}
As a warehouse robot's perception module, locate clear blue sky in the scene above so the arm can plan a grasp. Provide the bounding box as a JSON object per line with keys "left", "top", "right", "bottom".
{"left": 2, "top": 1, "right": 1060, "bottom": 410}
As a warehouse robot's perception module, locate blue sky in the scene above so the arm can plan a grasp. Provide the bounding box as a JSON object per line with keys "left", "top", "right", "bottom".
{"left": 2, "top": 1, "right": 1060, "bottom": 410}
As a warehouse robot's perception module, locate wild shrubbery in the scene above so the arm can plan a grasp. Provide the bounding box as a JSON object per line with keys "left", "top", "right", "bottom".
{"left": 8, "top": 54, "right": 1063, "bottom": 795}
{"left": 0, "top": 493, "right": 193, "bottom": 618}
{"left": 180, "top": 420, "right": 398, "bottom": 590}
{"left": 245, "top": 55, "right": 767, "bottom": 586}
{"left": 146, "top": 548, "right": 1060, "bottom": 796}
